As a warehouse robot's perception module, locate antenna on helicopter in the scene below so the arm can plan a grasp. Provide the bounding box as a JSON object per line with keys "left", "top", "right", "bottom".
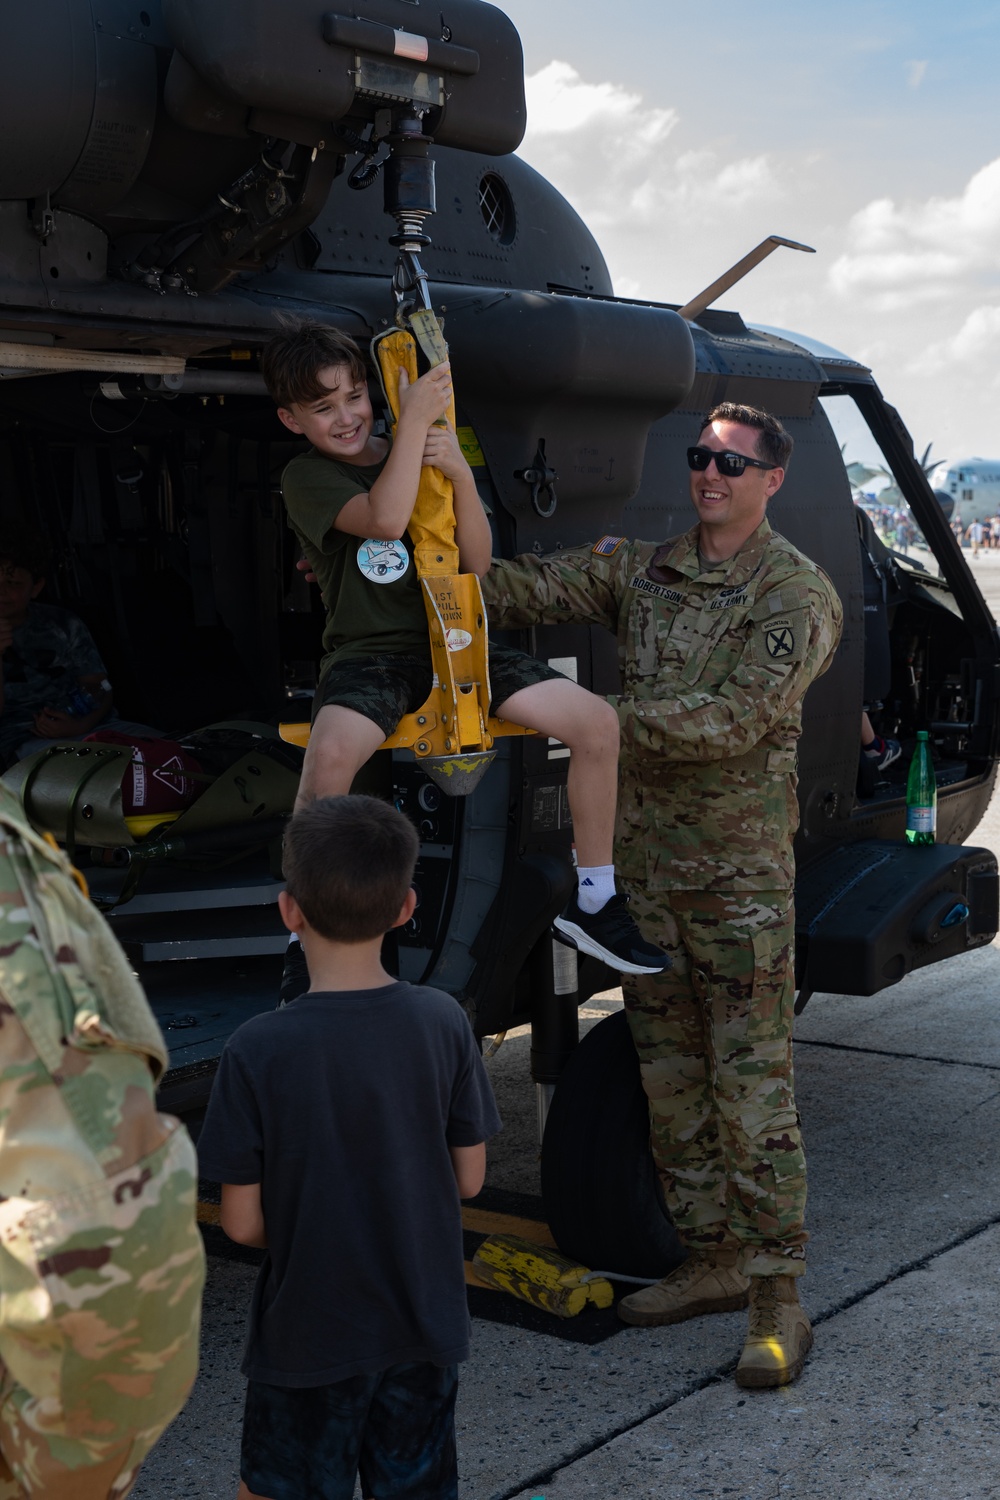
{"left": 677, "top": 236, "right": 815, "bottom": 323}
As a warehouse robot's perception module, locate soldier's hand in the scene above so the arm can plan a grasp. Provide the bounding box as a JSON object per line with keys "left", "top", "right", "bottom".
{"left": 295, "top": 556, "right": 318, "bottom": 586}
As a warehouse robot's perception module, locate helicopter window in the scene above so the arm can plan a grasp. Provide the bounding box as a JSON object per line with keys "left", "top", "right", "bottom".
{"left": 477, "top": 172, "right": 515, "bottom": 245}
{"left": 819, "top": 394, "right": 932, "bottom": 561}
{"left": 820, "top": 390, "right": 987, "bottom": 807}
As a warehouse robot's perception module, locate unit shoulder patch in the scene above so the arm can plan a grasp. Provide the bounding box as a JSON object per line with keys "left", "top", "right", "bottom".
{"left": 593, "top": 535, "right": 627, "bottom": 557}
{"left": 767, "top": 627, "right": 797, "bottom": 663}
{"left": 763, "top": 617, "right": 796, "bottom": 660}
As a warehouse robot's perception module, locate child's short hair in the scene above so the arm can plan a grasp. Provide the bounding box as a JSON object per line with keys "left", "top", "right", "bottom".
{"left": 261, "top": 322, "right": 369, "bottom": 411}
{"left": 282, "top": 794, "right": 419, "bottom": 943}
{"left": 0, "top": 520, "right": 49, "bottom": 581}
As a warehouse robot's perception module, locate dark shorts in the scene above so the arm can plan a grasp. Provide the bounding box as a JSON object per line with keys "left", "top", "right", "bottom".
{"left": 314, "top": 645, "right": 564, "bottom": 737}
{"left": 241, "top": 1361, "right": 459, "bottom": 1500}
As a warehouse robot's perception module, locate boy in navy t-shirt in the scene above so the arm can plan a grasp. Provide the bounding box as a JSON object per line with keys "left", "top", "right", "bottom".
{"left": 198, "top": 794, "right": 501, "bottom": 1500}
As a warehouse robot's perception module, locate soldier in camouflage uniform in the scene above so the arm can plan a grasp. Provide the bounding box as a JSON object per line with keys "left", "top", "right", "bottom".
{"left": 0, "top": 780, "right": 204, "bottom": 1495}
{"left": 482, "top": 402, "right": 843, "bottom": 1388}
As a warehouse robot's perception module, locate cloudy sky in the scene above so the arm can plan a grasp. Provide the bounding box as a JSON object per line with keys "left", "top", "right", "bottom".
{"left": 498, "top": 0, "right": 1000, "bottom": 468}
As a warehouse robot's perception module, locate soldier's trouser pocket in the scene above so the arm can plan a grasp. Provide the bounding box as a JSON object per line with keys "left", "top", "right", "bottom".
{"left": 0, "top": 1120, "right": 205, "bottom": 1497}
{"left": 746, "top": 914, "right": 795, "bottom": 1046}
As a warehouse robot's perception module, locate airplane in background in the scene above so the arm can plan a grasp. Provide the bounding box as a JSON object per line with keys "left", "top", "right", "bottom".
{"left": 942, "top": 459, "right": 1000, "bottom": 526}
{"left": 845, "top": 445, "right": 954, "bottom": 522}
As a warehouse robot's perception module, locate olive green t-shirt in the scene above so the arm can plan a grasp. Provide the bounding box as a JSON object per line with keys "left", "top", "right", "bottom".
{"left": 281, "top": 445, "right": 430, "bottom": 674}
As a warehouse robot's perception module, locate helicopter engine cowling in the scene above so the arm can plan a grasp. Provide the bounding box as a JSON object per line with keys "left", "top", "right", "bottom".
{"left": 0, "top": 0, "right": 525, "bottom": 231}
{"left": 0, "top": 0, "right": 161, "bottom": 210}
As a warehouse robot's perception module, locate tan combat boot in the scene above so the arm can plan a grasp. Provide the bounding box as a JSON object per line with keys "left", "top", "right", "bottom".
{"left": 735, "top": 1274, "right": 813, "bottom": 1389}
{"left": 616, "top": 1248, "right": 750, "bottom": 1327}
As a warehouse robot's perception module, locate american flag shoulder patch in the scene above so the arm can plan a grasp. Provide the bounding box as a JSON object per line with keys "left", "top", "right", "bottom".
{"left": 592, "top": 535, "right": 626, "bottom": 557}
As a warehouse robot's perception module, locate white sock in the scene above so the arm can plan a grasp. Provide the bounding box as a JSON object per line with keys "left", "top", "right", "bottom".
{"left": 577, "top": 865, "right": 616, "bottom": 914}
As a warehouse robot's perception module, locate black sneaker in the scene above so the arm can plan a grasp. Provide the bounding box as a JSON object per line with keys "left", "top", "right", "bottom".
{"left": 553, "top": 890, "right": 670, "bottom": 975}
{"left": 277, "top": 942, "right": 310, "bottom": 1009}
{"left": 862, "top": 733, "right": 902, "bottom": 772}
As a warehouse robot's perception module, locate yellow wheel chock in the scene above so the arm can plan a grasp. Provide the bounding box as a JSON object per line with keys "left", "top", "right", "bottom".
{"left": 280, "top": 310, "right": 534, "bottom": 797}
{"left": 471, "top": 1233, "right": 614, "bottom": 1318}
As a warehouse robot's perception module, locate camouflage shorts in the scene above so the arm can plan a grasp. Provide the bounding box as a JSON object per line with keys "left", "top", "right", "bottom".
{"left": 314, "top": 646, "right": 564, "bottom": 736}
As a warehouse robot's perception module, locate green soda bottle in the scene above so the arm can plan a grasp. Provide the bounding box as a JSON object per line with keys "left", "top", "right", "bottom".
{"left": 905, "top": 730, "right": 936, "bottom": 845}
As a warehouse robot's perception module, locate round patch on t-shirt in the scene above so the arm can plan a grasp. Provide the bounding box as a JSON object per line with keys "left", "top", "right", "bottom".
{"left": 356, "top": 539, "right": 410, "bottom": 584}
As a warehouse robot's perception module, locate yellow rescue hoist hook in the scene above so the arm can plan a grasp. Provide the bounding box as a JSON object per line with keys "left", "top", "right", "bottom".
{"left": 279, "top": 309, "right": 534, "bottom": 796}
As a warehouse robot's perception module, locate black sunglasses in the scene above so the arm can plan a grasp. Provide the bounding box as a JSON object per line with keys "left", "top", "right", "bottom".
{"left": 687, "top": 445, "right": 777, "bottom": 478}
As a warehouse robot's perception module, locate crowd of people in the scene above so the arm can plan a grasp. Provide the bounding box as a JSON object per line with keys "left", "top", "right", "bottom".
{"left": 857, "top": 495, "right": 1000, "bottom": 562}
{"left": 858, "top": 499, "right": 922, "bottom": 554}
{"left": 0, "top": 324, "right": 845, "bottom": 1500}
{"left": 951, "top": 515, "right": 1000, "bottom": 555}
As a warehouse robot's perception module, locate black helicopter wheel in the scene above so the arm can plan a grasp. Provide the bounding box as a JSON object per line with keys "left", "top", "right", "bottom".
{"left": 540, "top": 1008, "right": 687, "bottom": 1280}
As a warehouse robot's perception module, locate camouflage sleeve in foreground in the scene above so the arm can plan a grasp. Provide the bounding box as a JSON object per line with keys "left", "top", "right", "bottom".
{"left": 480, "top": 547, "right": 624, "bottom": 633}
{"left": 0, "top": 783, "right": 204, "bottom": 1499}
{"left": 618, "top": 569, "right": 844, "bottom": 762}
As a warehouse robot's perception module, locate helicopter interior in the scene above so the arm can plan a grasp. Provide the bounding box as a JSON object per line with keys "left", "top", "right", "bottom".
{"left": 856, "top": 509, "right": 979, "bottom": 800}
{"left": 821, "top": 393, "right": 985, "bottom": 812}
{"left": 0, "top": 372, "right": 988, "bottom": 815}
{"left": 0, "top": 377, "right": 325, "bottom": 736}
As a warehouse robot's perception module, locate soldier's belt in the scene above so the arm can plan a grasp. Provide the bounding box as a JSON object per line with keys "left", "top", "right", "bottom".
{"left": 624, "top": 743, "right": 797, "bottom": 778}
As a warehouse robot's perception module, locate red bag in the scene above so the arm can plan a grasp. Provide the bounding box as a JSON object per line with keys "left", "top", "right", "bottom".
{"left": 82, "top": 731, "right": 204, "bottom": 815}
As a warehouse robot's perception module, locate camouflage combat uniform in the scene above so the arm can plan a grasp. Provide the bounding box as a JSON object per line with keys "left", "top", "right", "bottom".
{"left": 483, "top": 518, "right": 843, "bottom": 1275}
{"left": 0, "top": 782, "right": 204, "bottom": 1497}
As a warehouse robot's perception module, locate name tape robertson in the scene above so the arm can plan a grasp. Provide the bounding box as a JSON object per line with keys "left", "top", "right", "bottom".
{"left": 629, "top": 573, "right": 750, "bottom": 611}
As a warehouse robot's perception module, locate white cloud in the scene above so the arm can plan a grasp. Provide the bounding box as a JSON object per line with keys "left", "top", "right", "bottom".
{"left": 511, "top": 59, "right": 1000, "bottom": 461}
{"left": 520, "top": 61, "right": 782, "bottom": 243}
{"left": 910, "top": 304, "right": 1000, "bottom": 377}
{"left": 829, "top": 158, "right": 1000, "bottom": 309}
{"left": 525, "top": 60, "right": 678, "bottom": 141}
{"left": 906, "top": 59, "right": 928, "bottom": 88}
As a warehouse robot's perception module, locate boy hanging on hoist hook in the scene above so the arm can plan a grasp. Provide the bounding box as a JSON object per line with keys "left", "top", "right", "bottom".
{"left": 262, "top": 322, "right": 667, "bottom": 1003}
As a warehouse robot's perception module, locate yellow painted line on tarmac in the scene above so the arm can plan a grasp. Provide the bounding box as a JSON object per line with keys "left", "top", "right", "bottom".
{"left": 461, "top": 1207, "right": 557, "bottom": 1248}
{"left": 197, "top": 1200, "right": 555, "bottom": 1260}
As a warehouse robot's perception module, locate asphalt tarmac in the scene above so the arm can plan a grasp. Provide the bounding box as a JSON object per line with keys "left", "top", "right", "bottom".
{"left": 131, "top": 545, "right": 1000, "bottom": 1500}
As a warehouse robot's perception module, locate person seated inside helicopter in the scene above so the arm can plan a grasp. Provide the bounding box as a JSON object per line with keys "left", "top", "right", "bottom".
{"left": 0, "top": 521, "right": 155, "bottom": 769}
{"left": 861, "top": 709, "right": 900, "bottom": 774}
{"left": 261, "top": 323, "right": 668, "bottom": 1004}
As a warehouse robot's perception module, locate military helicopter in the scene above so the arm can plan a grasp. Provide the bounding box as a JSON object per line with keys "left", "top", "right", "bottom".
{"left": 0, "top": 0, "right": 997, "bottom": 1276}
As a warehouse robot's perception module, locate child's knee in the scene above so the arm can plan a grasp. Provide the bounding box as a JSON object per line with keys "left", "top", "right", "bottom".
{"left": 302, "top": 714, "right": 378, "bottom": 792}
{"left": 306, "top": 718, "right": 349, "bottom": 767}
{"left": 589, "top": 695, "right": 620, "bottom": 748}
{"left": 566, "top": 692, "right": 619, "bottom": 752}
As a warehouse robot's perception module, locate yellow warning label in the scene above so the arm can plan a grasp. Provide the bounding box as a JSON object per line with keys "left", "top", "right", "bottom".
{"left": 458, "top": 426, "right": 486, "bottom": 467}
